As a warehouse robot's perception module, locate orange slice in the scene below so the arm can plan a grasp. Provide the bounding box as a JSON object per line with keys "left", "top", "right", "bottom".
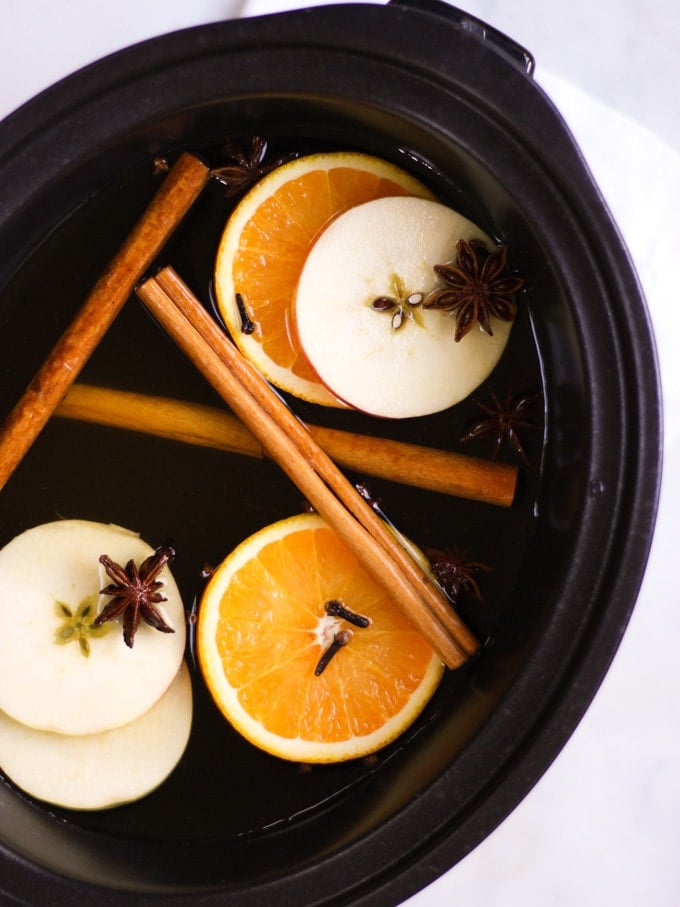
{"left": 214, "top": 152, "right": 436, "bottom": 406}
{"left": 197, "top": 513, "right": 444, "bottom": 762}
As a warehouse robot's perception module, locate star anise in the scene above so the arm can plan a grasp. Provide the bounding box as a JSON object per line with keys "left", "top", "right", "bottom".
{"left": 354, "top": 481, "right": 384, "bottom": 513}
{"left": 424, "top": 238, "right": 524, "bottom": 341}
{"left": 94, "top": 546, "right": 176, "bottom": 648}
{"left": 152, "top": 155, "right": 170, "bottom": 176}
{"left": 461, "top": 389, "right": 541, "bottom": 463}
{"left": 210, "top": 136, "right": 298, "bottom": 198}
{"left": 425, "top": 547, "right": 492, "bottom": 605}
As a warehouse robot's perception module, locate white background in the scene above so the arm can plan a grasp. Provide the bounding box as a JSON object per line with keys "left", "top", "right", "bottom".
{"left": 1, "top": 2, "right": 679, "bottom": 906}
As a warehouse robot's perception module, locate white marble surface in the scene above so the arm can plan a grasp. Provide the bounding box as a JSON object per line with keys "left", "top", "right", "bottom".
{"left": 1, "top": 2, "right": 678, "bottom": 906}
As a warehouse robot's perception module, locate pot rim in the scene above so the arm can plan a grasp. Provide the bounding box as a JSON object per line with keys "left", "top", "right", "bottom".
{"left": 0, "top": 3, "right": 662, "bottom": 904}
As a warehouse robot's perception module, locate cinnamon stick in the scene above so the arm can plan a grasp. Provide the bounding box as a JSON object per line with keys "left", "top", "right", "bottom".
{"left": 154, "top": 268, "right": 480, "bottom": 657}
{"left": 56, "top": 383, "right": 517, "bottom": 506}
{"left": 0, "top": 152, "right": 210, "bottom": 492}
{"left": 137, "top": 268, "right": 479, "bottom": 669}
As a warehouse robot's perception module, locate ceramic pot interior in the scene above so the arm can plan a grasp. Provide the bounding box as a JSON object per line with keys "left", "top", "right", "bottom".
{"left": 0, "top": 7, "right": 659, "bottom": 903}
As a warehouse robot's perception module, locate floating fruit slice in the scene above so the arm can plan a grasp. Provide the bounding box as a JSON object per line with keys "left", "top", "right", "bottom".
{"left": 197, "top": 513, "right": 444, "bottom": 763}
{"left": 214, "top": 151, "right": 435, "bottom": 405}
{"left": 0, "top": 662, "right": 192, "bottom": 810}
{"left": 295, "top": 196, "right": 514, "bottom": 418}
{"left": 0, "top": 520, "right": 186, "bottom": 735}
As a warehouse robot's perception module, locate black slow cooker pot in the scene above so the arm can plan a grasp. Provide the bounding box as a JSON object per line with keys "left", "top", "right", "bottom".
{"left": 0, "top": 1, "right": 661, "bottom": 904}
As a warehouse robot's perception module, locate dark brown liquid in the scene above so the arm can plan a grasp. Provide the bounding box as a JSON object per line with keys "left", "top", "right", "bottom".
{"left": 0, "top": 144, "right": 544, "bottom": 841}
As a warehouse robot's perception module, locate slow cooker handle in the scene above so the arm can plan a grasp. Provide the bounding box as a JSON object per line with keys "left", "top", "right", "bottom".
{"left": 388, "top": 0, "right": 534, "bottom": 75}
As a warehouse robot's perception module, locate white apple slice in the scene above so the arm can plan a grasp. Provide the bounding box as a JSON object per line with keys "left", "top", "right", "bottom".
{"left": 295, "top": 196, "right": 514, "bottom": 418}
{"left": 0, "top": 661, "right": 192, "bottom": 810}
{"left": 0, "top": 520, "right": 186, "bottom": 735}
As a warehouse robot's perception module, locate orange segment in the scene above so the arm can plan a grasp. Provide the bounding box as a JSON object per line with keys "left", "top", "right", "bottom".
{"left": 197, "top": 513, "right": 444, "bottom": 762}
{"left": 215, "top": 152, "right": 436, "bottom": 405}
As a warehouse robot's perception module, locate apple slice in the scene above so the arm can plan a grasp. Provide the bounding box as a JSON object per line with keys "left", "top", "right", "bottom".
{"left": 0, "top": 520, "right": 186, "bottom": 735}
{"left": 295, "top": 196, "right": 514, "bottom": 418}
{"left": 0, "top": 661, "right": 192, "bottom": 810}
